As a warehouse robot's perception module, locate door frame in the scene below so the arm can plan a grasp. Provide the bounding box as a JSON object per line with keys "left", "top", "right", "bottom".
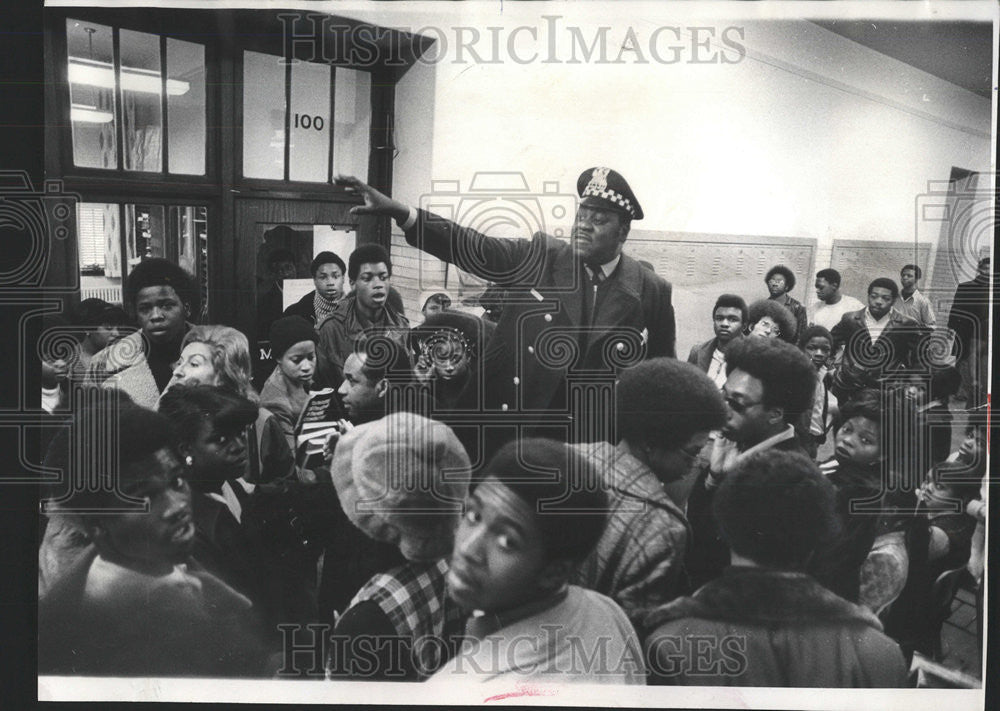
{"left": 232, "top": 196, "right": 380, "bottom": 380}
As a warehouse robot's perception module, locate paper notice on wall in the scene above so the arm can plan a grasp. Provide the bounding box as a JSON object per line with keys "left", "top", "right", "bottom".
{"left": 282, "top": 279, "right": 315, "bottom": 311}
{"left": 313, "top": 226, "right": 355, "bottom": 263}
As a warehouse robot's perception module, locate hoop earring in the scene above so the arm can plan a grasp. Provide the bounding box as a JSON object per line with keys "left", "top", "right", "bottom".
{"left": 185, "top": 455, "right": 194, "bottom": 467}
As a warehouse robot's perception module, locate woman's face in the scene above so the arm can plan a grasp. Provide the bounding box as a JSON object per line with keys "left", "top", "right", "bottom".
{"left": 958, "top": 430, "right": 985, "bottom": 464}
{"left": 169, "top": 342, "right": 220, "bottom": 388}
{"left": 420, "top": 330, "right": 471, "bottom": 381}
{"left": 91, "top": 323, "right": 122, "bottom": 351}
{"left": 277, "top": 340, "right": 316, "bottom": 387}
{"left": 186, "top": 417, "right": 249, "bottom": 488}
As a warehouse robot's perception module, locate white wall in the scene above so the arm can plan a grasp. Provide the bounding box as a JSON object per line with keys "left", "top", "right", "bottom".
{"left": 386, "top": 11, "right": 990, "bottom": 228}
{"left": 349, "top": 5, "right": 993, "bottom": 340}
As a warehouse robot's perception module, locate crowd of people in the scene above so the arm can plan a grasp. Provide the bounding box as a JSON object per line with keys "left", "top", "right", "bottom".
{"left": 37, "top": 168, "right": 990, "bottom": 687}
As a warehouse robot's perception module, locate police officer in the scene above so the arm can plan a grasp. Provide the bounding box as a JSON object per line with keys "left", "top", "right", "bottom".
{"left": 334, "top": 169, "right": 675, "bottom": 452}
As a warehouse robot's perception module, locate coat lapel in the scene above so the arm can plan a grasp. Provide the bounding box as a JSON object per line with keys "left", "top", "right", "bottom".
{"left": 591, "top": 256, "right": 642, "bottom": 334}
{"left": 849, "top": 311, "right": 872, "bottom": 347}
{"left": 551, "top": 247, "right": 585, "bottom": 325}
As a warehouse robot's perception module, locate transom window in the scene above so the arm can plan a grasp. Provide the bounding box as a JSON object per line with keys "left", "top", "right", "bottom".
{"left": 241, "top": 50, "right": 371, "bottom": 182}
{"left": 66, "top": 19, "right": 207, "bottom": 175}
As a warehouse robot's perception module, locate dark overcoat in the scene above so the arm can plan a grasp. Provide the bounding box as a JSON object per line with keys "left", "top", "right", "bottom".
{"left": 404, "top": 209, "right": 676, "bottom": 417}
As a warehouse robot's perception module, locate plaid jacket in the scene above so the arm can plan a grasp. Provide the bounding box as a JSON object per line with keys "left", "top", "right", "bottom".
{"left": 572, "top": 441, "right": 691, "bottom": 625}
{"left": 350, "top": 558, "right": 465, "bottom": 675}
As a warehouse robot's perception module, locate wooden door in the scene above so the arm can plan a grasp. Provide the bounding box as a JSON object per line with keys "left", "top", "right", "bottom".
{"left": 233, "top": 197, "right": 367, "bottom": 383}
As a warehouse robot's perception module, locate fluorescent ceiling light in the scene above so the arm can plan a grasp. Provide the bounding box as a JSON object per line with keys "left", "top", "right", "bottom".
{"left": 68, "top": 57, "right": 190, "bottom": 96}
{"left": 71, "top": 103, "right": 113, "bottom": 123}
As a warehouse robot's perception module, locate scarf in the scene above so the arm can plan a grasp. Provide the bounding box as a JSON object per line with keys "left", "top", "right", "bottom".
{"left": 314, "top": 291, "right": 339, "bottom": 327}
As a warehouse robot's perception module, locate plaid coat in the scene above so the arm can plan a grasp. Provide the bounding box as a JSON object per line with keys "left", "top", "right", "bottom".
{"left": 572, "top": 441, "right": 691, "bottom": 624}
{"left": 347, "top": 558, "right": 465, "bottom": 677}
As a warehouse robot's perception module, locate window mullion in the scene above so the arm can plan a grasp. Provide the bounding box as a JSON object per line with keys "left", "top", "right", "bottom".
{"left": 328, "top": 66, "right": 335, "bottom": 184}
{"left": 117, "top": 202, "right": 128, "bottom": 285}
{"left": 112, "top": 26, "right": 124, "bottom": 171}
{"left": 283, "top": 54, "right": 291, "bottom": 181}
{"left": 160, "top": 34, "right": 169, "bottom": 175}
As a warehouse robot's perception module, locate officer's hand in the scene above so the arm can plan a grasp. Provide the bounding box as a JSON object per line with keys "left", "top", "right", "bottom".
{"left": 334, "top": 175, "right": 408, "bottom": 222}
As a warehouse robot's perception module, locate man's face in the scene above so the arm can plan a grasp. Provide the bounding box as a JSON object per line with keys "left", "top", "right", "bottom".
{"left": 804, "top": 336, "right": 832, "bottom": 370}
{"left": 712, "top": 307, "right": 743, "bottom": 344}
{"left": 447, "top": 476, "right": 552, "bottom": 613}
{"left": 187, "top": 418, "right": 249, "bottom": 489}
{"left": 352, "top": 262, "right": 390, "bottom": 312}
{"left": 767, "top": 273, "right": 789, "bottom": 297}
{"left": 815, "top": 278, "right": 838, "bottom": 303}
{"left": 721, "top": 369, "right": 774, "bottom": 445}
{"left": 42, "top": 358, "right": 69, "bottom": 388}
{"left": 313, "top": 262, "right": 345, "bottom": 303}
{"left": 867, "top": 286, "right": 895, "bottom": 319}
{"left": 648, "top": 430, "right": 710, "bottom": 484}
{"left": 977, "top": 259, "right": 991, "bottom": 280}
{"left": 277, "top": 340, "right": 316, "bottom": 387}
{"left": 271, "top": 260, "right": 296, "bottom": 281}
{"left": 135, "top": 285, "right": 187, "bottom": 345}
{"left": 899, "top": 269, "right": 917, "bottom": 291}
{"left": 571, "top": 206, "right": 627, "bottom": 265}
{"left": 99, "top": 448, "right": 195, "bottom": 567}
{"left": 338, "top": 353, "right": 383, "bottom": 423}
{"left": 834, "top": 416, "right": 881, "bottom": 467}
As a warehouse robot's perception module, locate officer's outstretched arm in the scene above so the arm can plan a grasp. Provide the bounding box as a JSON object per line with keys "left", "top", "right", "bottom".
{"left": 335, "top": 174, "right": 535, "bottom": 284}
{"left": 334, "top": 174, "right": 410, "bottom": 224}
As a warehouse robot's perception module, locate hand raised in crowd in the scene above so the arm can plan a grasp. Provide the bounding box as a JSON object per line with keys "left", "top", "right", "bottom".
{"left": 334, "top": 174, "right": 410, "bottom": 223}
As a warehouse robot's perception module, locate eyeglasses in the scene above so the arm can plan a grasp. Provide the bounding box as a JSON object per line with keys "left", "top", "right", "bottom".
{"left": 753, "top": 320, "right": 781, "bottom": 337}
{"left": 723, "top": 394, "right": 765, "bottom": 414}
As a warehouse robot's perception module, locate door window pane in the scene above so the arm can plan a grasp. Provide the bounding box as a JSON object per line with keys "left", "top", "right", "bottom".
{"left": 242, "top": 51, "right": 286, "bottom": 179}
{"left": 125, "top": 204, "right": 167, "bottom": 270}
{"left": 166, "top": 38, "right": 206, "bottom": 175}
{"left": 171, "top": 206, "right": 209, "bottom": 320}
{"left": 253, "top": 222, "right": 355, "bottom": 382}
{"left": 78, "top": 202, "right": 123, "bottom": 304}
{"left": 289, "top": 61, "right": 331, "bottom": 182}
{"left": 77, "top": 202, "right": 209, "bottom": 316}
{"left": 332, "top": 67, "right": 371, "bottom": 179}
{"left": 67, "top": 20, "right": 118, "bottom": 169}
{"left": 119, "top": 29, "right": 163, "bottom": 172}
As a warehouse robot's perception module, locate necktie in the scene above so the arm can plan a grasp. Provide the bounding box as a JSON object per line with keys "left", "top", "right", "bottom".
{"left": 586, "top": 265, "right": 605, "bottom": 318}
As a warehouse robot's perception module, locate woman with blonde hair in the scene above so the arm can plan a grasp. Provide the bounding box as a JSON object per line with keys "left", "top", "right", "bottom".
{"left": 167, "top": 324, "right": 293, "bottom": 483}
